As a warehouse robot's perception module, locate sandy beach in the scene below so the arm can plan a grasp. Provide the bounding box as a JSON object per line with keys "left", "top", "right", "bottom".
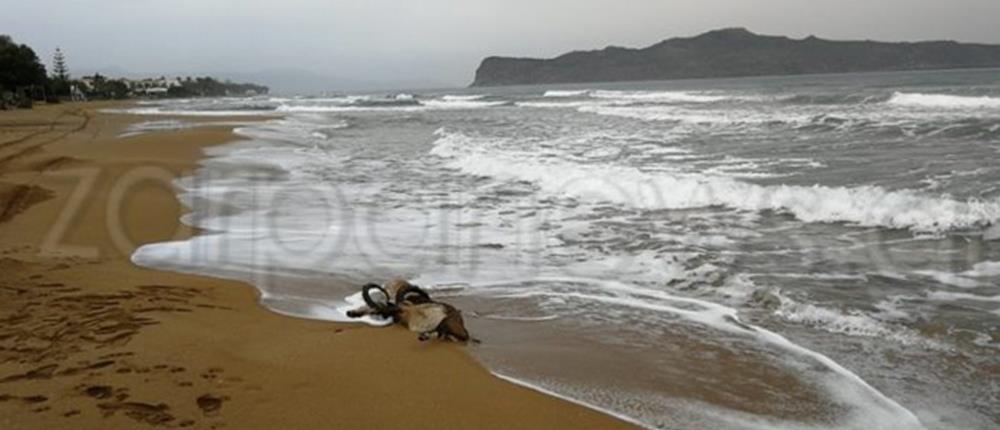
{"left": 0, "top": 102, "right": 637, "bottom": 430}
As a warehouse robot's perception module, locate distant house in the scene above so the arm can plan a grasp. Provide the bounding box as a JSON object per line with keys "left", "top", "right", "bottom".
{"left": 142, "top": 87, "right": 169, "bottom": 96}
{"left": 124, "top": 76, "right": 183, "bottom": 97}
{"left": 78, "top": 77, "right": 95, "bottom": 92}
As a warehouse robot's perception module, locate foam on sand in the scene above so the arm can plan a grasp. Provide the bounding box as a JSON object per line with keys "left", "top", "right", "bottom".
{"left": 477, "top": 276, "right": 925, "bottom": 430}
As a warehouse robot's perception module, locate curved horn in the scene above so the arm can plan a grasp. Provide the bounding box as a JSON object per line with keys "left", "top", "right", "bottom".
{"left": 395, "top": 284, "right": 431, "bottom": 304}
{"left": 362, "top": 283, "right": 390, "bottom": 310}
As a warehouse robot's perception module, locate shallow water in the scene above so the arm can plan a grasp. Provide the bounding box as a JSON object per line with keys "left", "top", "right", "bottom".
{"left": 128, "top": 69, "right": 1000, "bottom": 429}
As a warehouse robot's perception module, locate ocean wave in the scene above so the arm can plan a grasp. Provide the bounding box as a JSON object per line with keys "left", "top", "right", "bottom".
{"left": 964, "top": 261, "right": 1000, "bottom": 277}
{"left": 781, "top": 93, "right": 888, "bottom": 105}
{"left": 543, "top": 89, "right": 591, "bottom": 97}
{"left": 541, "top": 89, "right": 731, "bottom": 103}
{"left": 442, "top": 94, "right": 487, "bottom": 101}
{"left": 578, "top": 104, "right": 807, "bottom": 125}
{"left": 887, "top": 92, "right": 1000, "bottom": 109}
{"left": 275, "top": 96, "right": 506, "bottom": 112}
{"left": 914, "top": 270, "right": 983, "bottom": 288}
{"left": 353, "top": 98, "right": 421, "bottom": 107}
{"left": 771, "top": 292, "right": 932, "bottom": 345}
{"left": 119, "top": 119, "right": 194, "bottom": 137}
{"left": 102, "top": 107, "right": 281, "bottom": 116}
{"left": 926, "top": 291, "right": 1000, "bottom": 303}
{"left": 480, "top": 276, "right": 924, "bottom": 430}
{"left": 590, "top": 90, "right": 728, "bottom": 103}
{"left": 516, "top": 100, "right": 609, "bottom": 108}
{"left": 422, "top": 99, "right": 509, "bottom": 109}
{"left": 430, "top": 129, "right": 1000, "bottom": 233}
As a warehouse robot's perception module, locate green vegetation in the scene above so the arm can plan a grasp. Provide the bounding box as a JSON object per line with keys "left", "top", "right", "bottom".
{"left": 0, "top": 35, "right": 48, "bottom": 108}
{"left": 166, "top": 77, "right": 269, "bottom": 98}
{"left": 81, "top": 74, "right": 130, "bottom": 100}
{"left": 1, "top": 35, "right": 269, "bottom": 110}
{"left": 49, "top": 47, "right": 71, "bottom": 99}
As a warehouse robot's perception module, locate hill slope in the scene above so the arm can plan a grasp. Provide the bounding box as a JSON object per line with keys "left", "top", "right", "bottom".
{"left": 471, "top": 28, "right": 1000, "bottom": 87}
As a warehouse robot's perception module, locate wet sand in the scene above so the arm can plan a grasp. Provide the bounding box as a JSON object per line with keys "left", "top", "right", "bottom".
{"left": 0, "top": 102, "right": 637, "bottom": 429}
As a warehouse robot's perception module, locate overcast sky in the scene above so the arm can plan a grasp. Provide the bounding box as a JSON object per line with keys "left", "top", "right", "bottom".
{"left": 3, "top": 0, "right": 999, "bottom": 91}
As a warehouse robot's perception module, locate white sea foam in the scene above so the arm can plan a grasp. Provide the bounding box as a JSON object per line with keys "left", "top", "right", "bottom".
{"left": 887, "top": 92, "right": 1000, "bottom": 109}
{"left": 275, "top": 104, "right": 423, "bottom": 113}
{"left": 590, "top": 90, "right": 728, "bottom": 103}
{"left": 119, "top": 119, "right": 194, "bottom": 137}
{"left": 480, "top": 276, "right": 924, "bottom": 430}
{"left": 516, "top": 100, "right": 611, "bottom": 108}
{"left": 275, "top": 98, "right": 506, "bottom": 112}
{"left": 913, "top": 270, "right": 981, "bottom": 288}
{"left": 577, "top": 104, "right": 816, "bottom": 126}
{"left": 544, "top": 89, "right": 591, "bottom": 97}
{"left": 442, "top": 94, "right": 487, "bottom": 101}
{"left": 257, "top": 290, "right": 392, "bottom": 326}
{"left": 963, "top": 260, "right": 1000, "bottom": 277}
{"left": 422, "top": 99, "right": 508, "bottom": 109}
{"left": 102, "top": 107, "right": 281, "bottom": 116}
{"left": 430, "top": 130, "right": 1000, "bottom": 233}
{"left": 542, "top": 89, "right": 731, "bottom": 103}
{"left": 772, "top": 294, "right": 929, "bottom": 345}
{"left": 926, "top": 291, "right": 1000, "bottom": 303}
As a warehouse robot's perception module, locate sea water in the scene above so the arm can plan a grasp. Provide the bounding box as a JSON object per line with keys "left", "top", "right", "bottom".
{"left": 124, "top": 69, "right": 1000, "bottom": 429}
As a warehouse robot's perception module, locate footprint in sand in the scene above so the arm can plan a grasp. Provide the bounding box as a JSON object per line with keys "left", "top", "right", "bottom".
{"left": 196, "top": 394, "right": 227, "bottom": 416}
{"left": 98, "top": 401, "right": 175, "bottom": 426}
{"left": 82, "top": 385, "right": 113, "bottom": 399}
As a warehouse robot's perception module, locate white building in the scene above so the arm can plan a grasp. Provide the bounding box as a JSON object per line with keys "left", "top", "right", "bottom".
{"left": 125, "top": 77, "right": 182, "bottom": 96}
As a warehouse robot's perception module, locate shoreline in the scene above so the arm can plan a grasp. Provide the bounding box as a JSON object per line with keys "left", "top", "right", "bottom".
{"left": 0, "top": 102, "right": 637, "bottom": 429}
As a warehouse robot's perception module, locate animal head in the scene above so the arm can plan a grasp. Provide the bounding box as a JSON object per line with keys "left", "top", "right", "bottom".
{"left": 384, "top": 279, "right": 412, "bottom": 298}
{"left": 361, "top": 283, "right": 397, "bottom": 318}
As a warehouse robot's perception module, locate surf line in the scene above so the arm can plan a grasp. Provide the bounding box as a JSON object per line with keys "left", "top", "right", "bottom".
{"left": 451, "top": 275, "right": 926, "bottom": 429}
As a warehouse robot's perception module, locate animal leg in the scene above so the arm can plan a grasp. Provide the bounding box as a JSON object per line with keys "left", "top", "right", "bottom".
{"left": 346, "top": 306, "right": 374, "bottom": 318}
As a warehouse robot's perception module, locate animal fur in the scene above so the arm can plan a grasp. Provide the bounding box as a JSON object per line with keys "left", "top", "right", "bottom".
{"left": 345, "top": 279, "right": 476, "bottom": 343}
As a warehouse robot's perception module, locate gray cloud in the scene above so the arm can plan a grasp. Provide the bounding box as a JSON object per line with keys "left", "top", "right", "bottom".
{"left": 3, "top": 0, "right": 998, "bottom": 92}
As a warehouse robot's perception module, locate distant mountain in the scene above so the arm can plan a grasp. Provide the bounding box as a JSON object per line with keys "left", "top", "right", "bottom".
{"left": 471, "top": 28, "right": 1000, "bottom": 87}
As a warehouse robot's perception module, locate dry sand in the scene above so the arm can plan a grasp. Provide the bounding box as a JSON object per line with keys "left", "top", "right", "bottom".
{"left": 0, "top": 103, "right": 638, "bottom": 429}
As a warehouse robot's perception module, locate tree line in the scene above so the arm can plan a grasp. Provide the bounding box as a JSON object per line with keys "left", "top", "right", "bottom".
{"left": 1, "top": 35, "right": 268, "bottom": 110}
{"left": 0, "top": 35, "right": 49, "bottom": 108}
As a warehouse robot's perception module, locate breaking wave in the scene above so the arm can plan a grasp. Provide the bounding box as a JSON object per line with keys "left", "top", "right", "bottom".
{"left": 590, "top": 90, "right": 729, "bottom": 103}
{"left": 421, "top": 99, "right": 509, "bottom": 109}
{"left": 542, "top": 89, "right": 730, "bottom": 103}
{"left": 544, "top": 89, "right": 591, "bottom": 97}
{"left": 430, "top": 129, "right": 1000, "bottom": 233}
{"left": 887, "top": 92, "right": 1000, "bottom": 109}
{"left": 442, "top": 94, "right": 487, "bottom": 101}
